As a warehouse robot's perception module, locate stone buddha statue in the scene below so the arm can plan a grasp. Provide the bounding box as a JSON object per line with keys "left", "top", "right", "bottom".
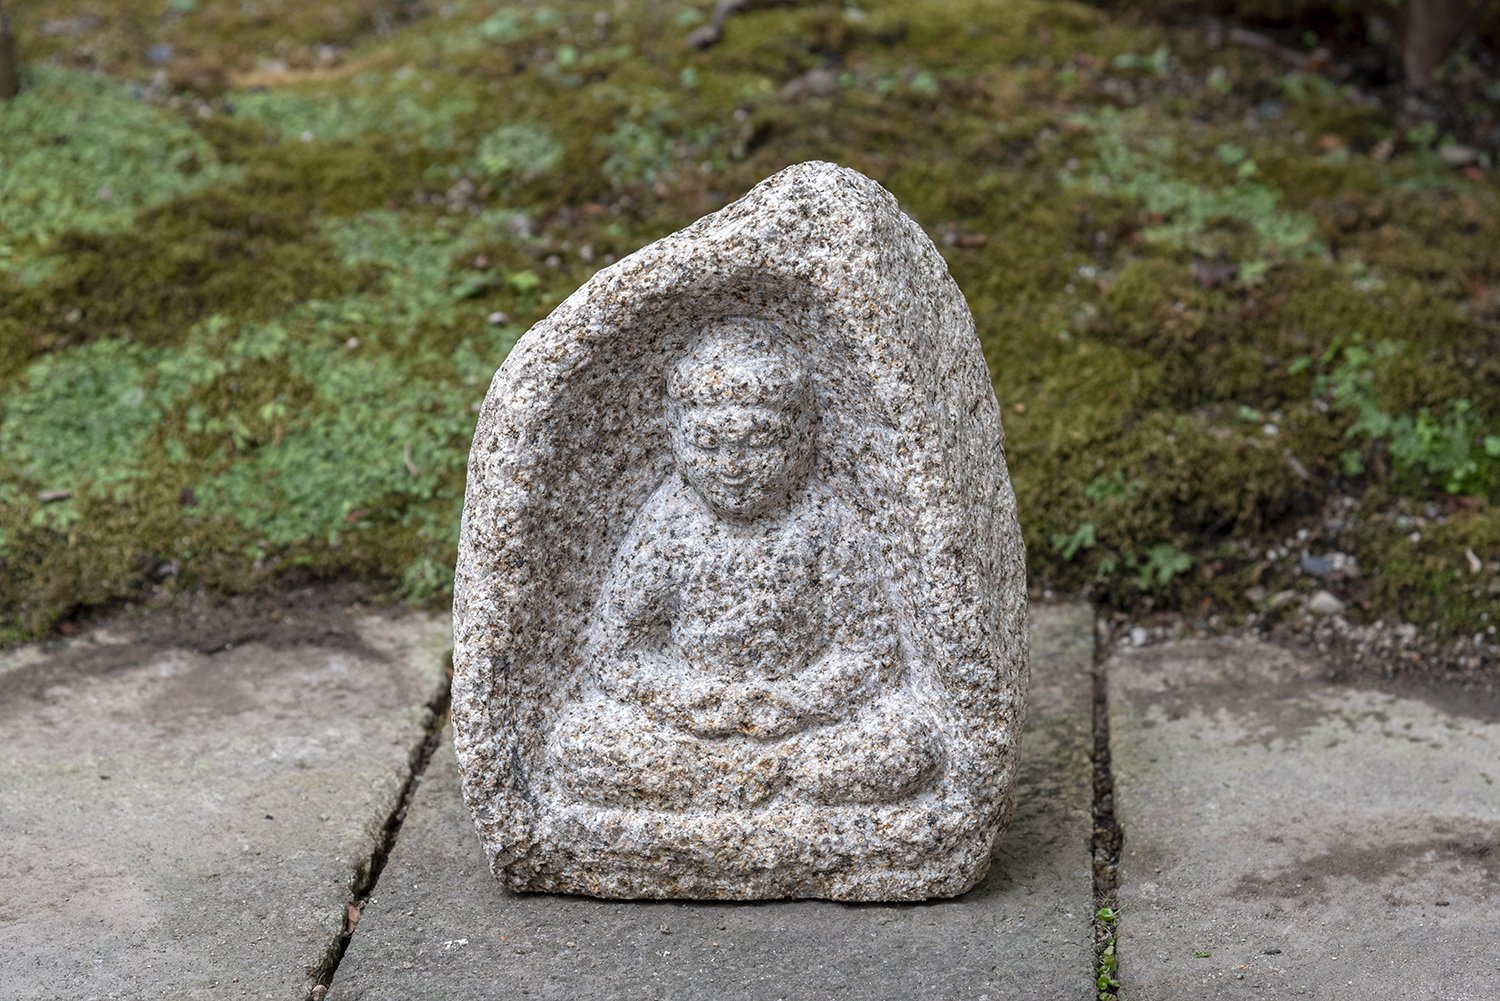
{"left": 456, "top": 163, "right": 1027, "bottom": 901}
{"left": 550, "top": 317, "right": 944, "bottom": 812}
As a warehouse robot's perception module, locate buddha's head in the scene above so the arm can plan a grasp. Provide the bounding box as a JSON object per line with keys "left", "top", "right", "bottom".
{"left": 666, "top": 318, "right": 814, "bottom": 522}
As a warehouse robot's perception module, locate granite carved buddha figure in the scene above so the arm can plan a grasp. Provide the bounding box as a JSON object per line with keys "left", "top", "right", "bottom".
{"left": 552, "top": 318, "right": 943, "bottom": 811}
{"left": 452, "top": 161, "right": 1029, "bottom": 901}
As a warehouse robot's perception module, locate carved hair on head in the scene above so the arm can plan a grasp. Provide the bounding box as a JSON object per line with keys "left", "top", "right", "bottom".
{"left": 666, "top": 316, "right": 809, "bottom": 409}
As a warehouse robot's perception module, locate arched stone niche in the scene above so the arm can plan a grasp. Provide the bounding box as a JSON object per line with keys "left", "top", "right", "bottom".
{"left": 453, "top": 161, "right": 1028, "bottom": 901}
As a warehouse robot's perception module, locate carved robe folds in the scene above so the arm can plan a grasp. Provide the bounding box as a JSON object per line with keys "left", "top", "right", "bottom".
{"left": 453, "top": 162, "right": 1029, "bottom": 901}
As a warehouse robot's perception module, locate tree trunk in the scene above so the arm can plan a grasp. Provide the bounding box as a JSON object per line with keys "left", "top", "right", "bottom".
{"left": 1398, "top": 0, "right": 1472, "bottom": 87}
{"left": 0, "top": 1, "right": 20, "bottom": 99}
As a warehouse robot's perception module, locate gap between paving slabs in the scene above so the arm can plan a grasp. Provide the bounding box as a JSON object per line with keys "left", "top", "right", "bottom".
{"left": 1108, "top": 637, "right": 1500, "bottom": 999}
{"left": 0, "top": 596, "right": 454, "bottom": 1001}
{"left": 1091, "top": 620, "right": 1125, "bottom": 1001}
{"left": 324, "top": 602, "right": 1101, "bottom": 1001}
{"left": 311, "top": 669, "right": 454, "bottom": 1000}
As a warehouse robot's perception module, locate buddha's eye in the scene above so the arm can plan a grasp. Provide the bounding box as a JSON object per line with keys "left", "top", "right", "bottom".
{"left": 692, "top": 431, "right": 718, "bottom": 449}
{"left": 746, "top": 429, "right": 778, "bottom": 447}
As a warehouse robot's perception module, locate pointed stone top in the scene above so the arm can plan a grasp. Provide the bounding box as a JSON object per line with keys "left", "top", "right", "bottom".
{"left": 453, "top": 161, "right": 1028, "bottom": 901}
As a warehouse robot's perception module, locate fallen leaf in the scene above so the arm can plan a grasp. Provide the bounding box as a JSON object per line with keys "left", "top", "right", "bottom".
{"left": 1315, "top": 133, "right": 1346, "bottom": 154}
{"left": 1193, "top": 257, "right": 1238, "bottom": 289}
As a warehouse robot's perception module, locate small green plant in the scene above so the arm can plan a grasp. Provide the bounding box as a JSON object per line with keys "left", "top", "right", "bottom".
{"left": 1095, "top": 905, "right": 1120, "bottom": 1000}
{"left": 476, "top": 5, "right": 559, "bottom": 42}
{"left": 1084, "top": 470, "right": 1143, "bottom": 503}
{"left": 1309, "top": 340, "right": 1500, "bottom": 498}
{"left": 1405, "top": 120, "right": 1440, "bottom": 150}
{"left": 1052, "top": 471, "right": 1190, "bottom": 596}
{"left": 1387, "top": 401, "right": 1500, "bottom": 496}
{"left": 1052, "top": 521, "right": 1097, "bottom": 561}
{"left": 478, "top": 9, "right": 524, "bottom": 41}
{"left": 1214, "top": 142, "right": 1259, "bottom": 181}
{"left": 595, "top": 86, "right": 726, "bottom": 189}
{"left": 1097, "top": 940, "right": 1119, "bottom": 997}
{"left": 1111, "top": 44, "right": 1172, "bottom": 78}
{"left": 1133, "top": 543, "right": 1192, "bottom": 590}
{"left": 909, "top": 71, "right": 940, "bottom": 96}
{"left": 1280, "top": 70, "right": 1339, "bottom": 102}
{"left": 1068, "top": 109, "right": 1324, "bottom": 273}
{"left": 474, "top": 123, "right": 562, "bottom": 187}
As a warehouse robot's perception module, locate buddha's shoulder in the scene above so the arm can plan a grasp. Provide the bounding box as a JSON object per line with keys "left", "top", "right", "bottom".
{"left": 621, "top": 476, "right": 703, "bottom": 545}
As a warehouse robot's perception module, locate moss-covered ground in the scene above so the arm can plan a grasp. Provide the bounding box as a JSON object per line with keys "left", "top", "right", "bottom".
{"left": 1, "top": 0, "right": 1497, "bottom": 652}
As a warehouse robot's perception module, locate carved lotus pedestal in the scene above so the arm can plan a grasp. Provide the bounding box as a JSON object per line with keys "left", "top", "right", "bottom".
{"left": 452, "top": 162, "right": 1029, "bottom": 901}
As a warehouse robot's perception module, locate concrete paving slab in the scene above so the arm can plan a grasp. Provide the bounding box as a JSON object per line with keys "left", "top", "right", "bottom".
{"left": 0, "top": 602, "right": 451, "bottom": 1001}
{"left": 330, "top": 603, "right": 1096, "bottom": 1001}
{"left": 1109, "top": 638, "right": 1500, "bottom": 1001}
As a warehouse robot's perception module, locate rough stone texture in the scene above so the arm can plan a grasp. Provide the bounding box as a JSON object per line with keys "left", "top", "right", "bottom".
{"left": 1109, "top": 638, "right": 1500, "bottom": 1001}
{"left": 0, "top": 606, "right": 450, "bottom": 1001}
{"left": 332, "top": 604, "right": 1094, "bottom": 1001}
{"left": 453, "top": 161, "right": 1028, "bottom": 900}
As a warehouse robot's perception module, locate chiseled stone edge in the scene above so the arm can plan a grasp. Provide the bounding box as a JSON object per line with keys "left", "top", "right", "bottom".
{"left": 452, "top": 161, "right": 1028, "bottom": 900}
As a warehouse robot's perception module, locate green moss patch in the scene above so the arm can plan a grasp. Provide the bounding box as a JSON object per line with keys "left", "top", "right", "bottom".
{"left": 0, "top": 66, "right": 235, "bottom": 263}
{"left": 1, "top": 0, "right": 1497, "bottom": 648}
{"left": 0, "top": 339, "right": 183, "bottom": 493}
{"left": 1361, "top": 506, "right": 1500, "bottom": 637}
{"left": 229, "top": 71, "right": 482, "bottom": 149}
{"left": 0, "top": 188, "right": 363, "bottom": 379}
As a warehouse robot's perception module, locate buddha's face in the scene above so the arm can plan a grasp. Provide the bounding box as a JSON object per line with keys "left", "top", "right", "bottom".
{"left": 671, "top": 400, "right": 813, "bottom": 521}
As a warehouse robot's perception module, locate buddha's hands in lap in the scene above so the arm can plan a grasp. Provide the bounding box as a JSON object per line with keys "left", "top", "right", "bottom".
{"left": 720, "top": 646, "right": 886, "bottom": 738}
{"left": 764, "top": 644, "right": 882, "bottom": 730}
{"left": 597, "top": 659, "right": 795, "bottom": 739}
{"left": 723, "top": 682, "right": 802, "bottom": 739}
{"left": 598, "top": 644, "right": 883, "bottom": 741}
{"left": 597, "top": 653, "right": 749, "bottom": 737}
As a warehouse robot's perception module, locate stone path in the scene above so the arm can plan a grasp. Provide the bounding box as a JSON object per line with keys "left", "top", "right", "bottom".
{"left": 6, "top": 596, "right": 1497, "bottom": 1000}
{"left": 0, "top": 603, "right": 450, "bottom": 1001}
{"left": 1109, "top": 638, "right": 1500, "bottom": 1001}
{"left": 328, "top": 603, "right": 1097, "bottom": 1001}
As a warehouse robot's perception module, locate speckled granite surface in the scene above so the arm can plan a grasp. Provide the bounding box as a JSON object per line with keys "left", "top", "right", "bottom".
{"left": 452, "top": 161, "right": 1028, "bottom": 900}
